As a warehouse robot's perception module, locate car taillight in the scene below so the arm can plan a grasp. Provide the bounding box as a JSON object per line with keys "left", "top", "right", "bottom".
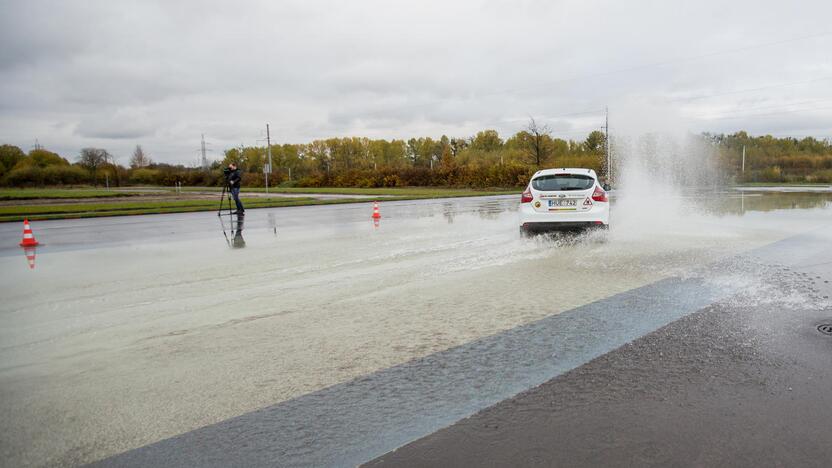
{"left": 592, "top": 185, "right": 608, "bottom": 202}
{"left": 521, "top": 187, "right": 533, "bottom": 203}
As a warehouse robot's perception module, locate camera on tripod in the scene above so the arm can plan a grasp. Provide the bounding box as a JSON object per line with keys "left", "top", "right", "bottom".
{"left": 222, "top": 166, "right": 239, "bottom": 189}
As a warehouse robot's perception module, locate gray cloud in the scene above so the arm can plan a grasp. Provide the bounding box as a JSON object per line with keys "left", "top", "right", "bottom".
{"left": 75, "top": 107, "right": 157, "bottom": 140}
{"left": 0, "top": 0, "right": 830, "bottom": 164}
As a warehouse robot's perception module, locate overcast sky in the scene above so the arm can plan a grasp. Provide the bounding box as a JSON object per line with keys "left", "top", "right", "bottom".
{"left": 1, "top": 0, "right": 830, "bottom": 165}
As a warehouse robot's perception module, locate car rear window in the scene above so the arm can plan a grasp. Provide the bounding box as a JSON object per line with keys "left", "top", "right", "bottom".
{"left": 532, "top": 174, "right": 595, "bottom": 191}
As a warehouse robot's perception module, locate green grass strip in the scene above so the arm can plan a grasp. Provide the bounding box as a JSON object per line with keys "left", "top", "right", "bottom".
{"left": 0, "top": 189, "right": 145, "bottom": 200}
{"left": 1, "top": 194, "right": 509, "bottom": 222}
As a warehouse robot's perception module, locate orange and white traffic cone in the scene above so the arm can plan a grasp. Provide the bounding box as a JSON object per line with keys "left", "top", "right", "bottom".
{"left": 371, "top": 201, "right": 381, "bottom": 219}
{"left": 19, "top": 218, "right": 39, "bottom": 247}
{"left": 23, "top": 246, "right": 36, "bottom": 270}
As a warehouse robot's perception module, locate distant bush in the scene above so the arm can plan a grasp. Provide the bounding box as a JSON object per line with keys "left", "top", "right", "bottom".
{"left": 129, "top": 168, "right": 161, "bottom": 185}
{"left": 0, "top": 145, "right": 25, "bottom": 171}
{"left": 241, "top": 172, "right": 263, "bottom": 187}
{"left": 3, "top": 165, "right": 92, "bottom": 186}
{"left": 382, "top": 174, "right": 402, "bottom": 187}
{"left": 42, "top": 165, "right": 90, "bottom": 185}
{"left": 758, "top": 166, "right": 784, "bottom": 183}
{"left": 809, "top": 170, "right": 832, "bottom": 183}
{"left": 181, "top": 170, "right": 219, "bottom": 187}
{"left": 13, "top": 149, "right": 69, "bottom": 169}
{"left": 3, "top": 166, "right": 44, "bottom": 186}
{"left": 296, "top": 174, "right": 329, "bottom": 187}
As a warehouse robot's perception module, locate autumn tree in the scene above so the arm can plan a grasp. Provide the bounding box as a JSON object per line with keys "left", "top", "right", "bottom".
{"left": 584, "top": 130, "right": 606, "bottom": 154}
{"left": 470, "top": 130, "right": 503, "bottom": 152}
{"left": 130, "top": 145, "right": 152, "bottom": 168}
{"left": 14, "top": 149, "right": 69, "bottom": 168}
{"left": 0, "top": 144, "right": 25, "bottom": 171}
{"left": 449, "top": 137, "right": 468, "bottom": 157}
{"left": 522, "top": 118, "right": 553, "bottom": 166}
{"left": 78, "top": 148, "right": 111, "bottom": 184}
{"left": 406, "top": 137, "right": 438, "bottom": 167}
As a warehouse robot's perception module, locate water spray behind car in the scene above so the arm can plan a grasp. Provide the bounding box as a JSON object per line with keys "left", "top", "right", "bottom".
{"left": 606, "top": 100, "right": 724, "bottom": 242}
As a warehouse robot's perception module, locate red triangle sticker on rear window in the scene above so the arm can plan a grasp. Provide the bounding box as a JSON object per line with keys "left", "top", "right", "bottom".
{"left": 583, "top": 198, "right": 592, "bottom": 206}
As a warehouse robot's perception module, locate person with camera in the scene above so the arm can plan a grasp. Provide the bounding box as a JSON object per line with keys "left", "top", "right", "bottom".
{"left": 224, "top": 163, "right": 245, "bottom": 215}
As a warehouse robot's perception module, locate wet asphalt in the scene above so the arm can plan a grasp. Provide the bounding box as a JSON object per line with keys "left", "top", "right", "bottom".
{"left": 89, "top": 275, "right": 729, "bottom": 467}
{"left": 0, "top": 196, "right": 517, "bottom": 255}
{"left": 86, "top": 222, "right": 832, "bottom": 467}
{"left": 2, "top": 192, "right": 831, "bottom": 467}
{"left": 365, "top": 229, "right": 832, "bottom": 467}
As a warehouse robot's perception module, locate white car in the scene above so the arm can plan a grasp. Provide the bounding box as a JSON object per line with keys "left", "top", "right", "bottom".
{"left": 519, "top": 168, "right": 610, "bottom": 234}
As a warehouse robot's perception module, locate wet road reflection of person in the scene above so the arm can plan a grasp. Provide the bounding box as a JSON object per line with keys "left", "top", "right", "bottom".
{"left": 219, "top": 213, "right": 246, "bottom": 248}
{"left": 267, "top": 212, "right": 277, "bottom": 235}
{"left": 232, "top": 216, "right": 246, "bottom": 248}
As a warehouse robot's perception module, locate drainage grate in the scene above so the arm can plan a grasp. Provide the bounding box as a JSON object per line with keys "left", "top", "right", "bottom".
{"left": 818, "top": 324, "right": 832, "bottom": 336}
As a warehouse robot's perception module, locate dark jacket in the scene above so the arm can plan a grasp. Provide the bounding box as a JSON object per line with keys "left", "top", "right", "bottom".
{"left": 227, "top": 168, "right": 242, "bottom": 188}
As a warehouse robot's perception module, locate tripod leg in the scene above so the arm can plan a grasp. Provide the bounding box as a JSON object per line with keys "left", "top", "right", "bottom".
{"left": 227, "top": 185, "right": 234, "bottom": 218}
{"left": 218, "top": 185, "right": 227, "bottom": 216}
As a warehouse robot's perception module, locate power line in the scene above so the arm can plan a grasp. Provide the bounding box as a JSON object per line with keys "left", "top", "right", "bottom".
{"left": 668, "top": 76, "right": 832, "bottom": 103}
{"left": 356, "top": 31, "right": 832, "bottom": 118}
{"left": 494, "top": 123, "right": 603, "bottom": 138}
{"left": 499, "top": 107, "right": 607, "bottom": 123}
{"left": 692, "top": 98, "right": 832, "bottom": 120}
{"left": 691, "top": 98, "right": 832, "bottom": 117}
{"left": 257, "top": 76, "right": 831, "bottom": 145}
{"left": 494, "top": 78, "right": 832, "bottom": 130}
{"left": 699, "top": 104, "right": 832, "bottom": 121}
{"left": 483, "top": 33, "right": 832, "bottom": 100}
{"left": 335, "top": 75, "right": 831, "bottom": 144}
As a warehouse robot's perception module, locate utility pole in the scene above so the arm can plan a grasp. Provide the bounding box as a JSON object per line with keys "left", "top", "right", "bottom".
{"left": 741, "top": 145, "right": 746, "bottom": 173}
{"left": 201, "top": 134, "right": 208, "bottom": 170}
{"left": 265, "top": 124, "right": 272, "bottom": 193}
{"left": 601, "top": 106, "right": 611, "bottom": 182}
{"left": 238, "top": 143, "right": 245, "bottom": 173}
{"left": 102, "top": 151, "right": 112, "bottom": 189}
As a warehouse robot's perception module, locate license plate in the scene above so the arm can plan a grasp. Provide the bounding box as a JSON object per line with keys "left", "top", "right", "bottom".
{"left": 548, "top": 199, "right": 577, "bottom": 207}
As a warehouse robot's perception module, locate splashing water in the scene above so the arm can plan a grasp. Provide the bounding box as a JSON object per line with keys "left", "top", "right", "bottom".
{"left": 598, "top": 112, "right": 831, "bottom": 310}
{"left": 610, "top": 130, "right": 724, "bottom": 239}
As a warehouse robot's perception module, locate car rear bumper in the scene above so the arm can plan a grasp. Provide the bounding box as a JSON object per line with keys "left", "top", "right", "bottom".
{"left": 521, "top": 221, "right": 608, "bottom": 233}
{"left": 519, "top": 202, "right": 610, "bottom": 226}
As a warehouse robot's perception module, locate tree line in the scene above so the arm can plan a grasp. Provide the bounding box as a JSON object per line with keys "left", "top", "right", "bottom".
{"left": 709, "top": 131, "right": 832, "bottom": 183}
{"left": 1, "top": 126, "right": 830, "bottom": 188}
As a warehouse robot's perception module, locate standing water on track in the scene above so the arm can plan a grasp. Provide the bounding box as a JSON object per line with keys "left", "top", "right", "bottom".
{"left": 1, "top": 146, "right": 831, "bottom": 467}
